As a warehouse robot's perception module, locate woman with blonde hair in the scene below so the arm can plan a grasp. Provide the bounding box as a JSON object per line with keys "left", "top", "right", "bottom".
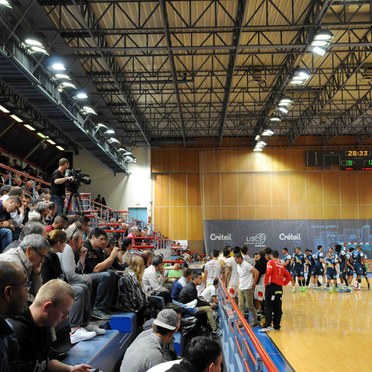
{"left": 116, "top": 255, "right": 151, "bottom": 327}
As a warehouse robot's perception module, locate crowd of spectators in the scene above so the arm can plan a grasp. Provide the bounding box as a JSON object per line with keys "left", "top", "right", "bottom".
{"left": 0, "top": 156, "right": 226, "bottom": 371}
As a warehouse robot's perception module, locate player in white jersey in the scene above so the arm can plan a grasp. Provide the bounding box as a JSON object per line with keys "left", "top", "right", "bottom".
{"left": 204, "top": 249, "right": 224, "bottom": 286}
{"left": 225, "top": 246, "right": 241, "bottom": 300}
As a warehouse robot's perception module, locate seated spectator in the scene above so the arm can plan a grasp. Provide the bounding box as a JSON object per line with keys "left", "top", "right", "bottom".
{"left": 171, "top": 269, "right": 192, "bottom": 302}
{"left": 120, "top": 309, "right": 180, "bottom": 372}
{"left": 42, "top": 229, "right": 102, "bottom": 343}
{"left": 8, "top": 279, "right": 92, "bottom": 372}
{"left": 121, "top": 237, "right": 133, "bottom": 265}
{"left": 201, "top": 278, "right": 218, "bottom": 304}
{"left": 116, "top": 256, "right": 150, "bottom": 327}
{"left": 0, "top": 261, "right": 29, "bottom": 372}
{"left": 0, "top": 185, "right": 11, "bottom": 196}
{"left": 28, "top": 201, "right": 50, "bottom": 224}
{"left": 0, "top": 195, "right": 22, "bottom": 252}
{"left": 165, "top": 336, "right": 223, "bottom": 372}
{"left": 3, "top": 220, "right": 46, "bottom": 252}
{"left": 104, "top": 236, "right": 127, "bottom": 271}
{"left": 44, "top": 201, "right": 57, "bottom": 225}
{"left": 178, "top": 272, "right": 219, "bottom": 336}
{"left": 45, "top": 214, "right": 68, "bottom": 233}
{"left": 60, "top": 225, "right": 113, "bottom": 320}
{"left": 143, "top": 255, "right": 172, "bottom": 304}
{"left": 0, "top": 234, "right": 49, "bottom": 302}
{"left": 21, "top": 193, "right": 32, "bottom": 225}
{"left": 127, "top": 226, "right": 141, "bottom": 246}
{"left": 77, "top": 215, "right": 91, "bottom": 239}
{"left": 142, "top": 249, "right": 154, "bottom": 267}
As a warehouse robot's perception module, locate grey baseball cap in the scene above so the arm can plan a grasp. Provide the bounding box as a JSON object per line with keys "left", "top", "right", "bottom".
{"left": 153, "top": 309, "right": 179, "bottom": 331}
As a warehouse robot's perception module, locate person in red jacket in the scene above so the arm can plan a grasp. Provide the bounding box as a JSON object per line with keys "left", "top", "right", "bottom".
{"left": 259, "top": 248, "right": 292, "bottom": 333}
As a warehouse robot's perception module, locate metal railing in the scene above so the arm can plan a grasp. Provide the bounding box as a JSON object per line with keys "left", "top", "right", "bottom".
{"left": 218, "top": 278, "right": 278, "bottom": 372}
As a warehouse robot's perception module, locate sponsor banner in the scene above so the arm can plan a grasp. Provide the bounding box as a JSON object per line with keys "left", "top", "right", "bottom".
{"left": 203, "top": 219, "right": 372, "bottom": 257}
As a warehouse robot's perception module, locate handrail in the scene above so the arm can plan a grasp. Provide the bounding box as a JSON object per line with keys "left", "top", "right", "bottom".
{"left": 0, "top": 163, "right": 50, "bottom": 187}
{"left": 218, "top": 278, "right": 279, "bottom": 372}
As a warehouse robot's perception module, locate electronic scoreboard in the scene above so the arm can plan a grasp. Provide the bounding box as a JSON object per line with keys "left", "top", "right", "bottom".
{"left": 305, "top": 150, "right": 372, "bottom": 171}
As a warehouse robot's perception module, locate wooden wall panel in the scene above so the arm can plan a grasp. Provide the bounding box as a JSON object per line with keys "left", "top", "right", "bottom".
{"left": 238, "top": 206, "right": 255, "bottom": 219}
{"left": 203, "top": 174, "right": 220, "bottom": 206}
{"left": 221, "top": 206, "right": 238, "bottom": 219}
{"left": 254, "top": 174, "right": 272, "bottom": 206}
{"left": 152, "top": 147, "right": 371, "bottom": 243}
{"left": 169, "top": 207, "right": 187, "bottom": 239}
{"left": 188, "top": 207, "right": 203, "bottom": 240}
{"left": 154, "top": 174, "right": 169, "bottom": 206}
{"left": 323, "top": 173, "right": 340, "bottom": 206}
{"left": 357, "top": 173, "right": 372, "bottom": 205}
{"left": 340, "top": 173, "right": 358, "bottom": 205}
{"left": 221, "top": 174, "right": 238, "bottom": 206}
{"left": 154, "top": 207, "right": 169, "bottom": 237}
{"left": 272, "top": 174, "right": 289, "bottom": 206}
{"left": 187, "top": 174, "right": 201, "bottom": 206}
{"left": 237, "top": 174, "right": 255, "bottom": 205}
{"left": 169, "top": 174, "right": 186, "bottom": 206}
{"left": 305, "top": 173, "right": 323, "bottom": 205}
{"left": 288, "top": 174, "right": 306, "bottom": 205}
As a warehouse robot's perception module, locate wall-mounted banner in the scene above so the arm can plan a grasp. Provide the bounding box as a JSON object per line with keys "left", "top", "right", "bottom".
{"left": 203, "top": 219, "right": 372, "bottom": 257}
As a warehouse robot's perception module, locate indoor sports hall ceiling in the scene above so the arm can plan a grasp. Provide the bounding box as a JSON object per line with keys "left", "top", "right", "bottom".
{"left": 0, "top": 0, "right": 372, "bottom": 160}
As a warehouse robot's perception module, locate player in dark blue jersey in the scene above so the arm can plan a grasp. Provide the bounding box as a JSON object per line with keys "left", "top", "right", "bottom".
{"left": 325, "top": 248, "right": 337, "bottom": 292}
{"left": 335, "top": 244, "right": 351, "bottom": 292}
{"left": 281, "top": 247, "right": 295, "bottom": 291}
{"left": 361, "top": 250, "right": 370, "bottom": 290}
{"left": 346, "top": 248, "right": 355, "bottom": 287}
{"left": 351, "top": 245, "right": 363, "bottom": 291}
{"left": 291, "top": 247, "right": 306, "bottom": 292}
{"left": 305, "top": 249, "right": 316, "bottom": 289}
{"left": 314, "top": 245, "right": 326, "bottom": 290}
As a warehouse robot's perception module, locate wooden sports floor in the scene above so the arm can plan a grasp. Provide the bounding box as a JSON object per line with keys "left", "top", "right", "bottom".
{"left": 268, "top": 285, "right": 372, "bottom": 371}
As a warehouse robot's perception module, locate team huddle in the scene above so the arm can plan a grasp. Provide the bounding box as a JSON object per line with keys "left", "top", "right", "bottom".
{"left": 282, "top": 244, "right": 370, "bottom": 292}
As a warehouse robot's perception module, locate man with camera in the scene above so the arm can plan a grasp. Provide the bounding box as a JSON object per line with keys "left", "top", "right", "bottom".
{"left": 50, "top": 158, "right": 73, "bottom": 214}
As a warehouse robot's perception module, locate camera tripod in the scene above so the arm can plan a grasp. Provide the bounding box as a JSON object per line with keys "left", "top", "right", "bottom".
{"left": 65, "top": 190, "right": 85, "bottom": 215}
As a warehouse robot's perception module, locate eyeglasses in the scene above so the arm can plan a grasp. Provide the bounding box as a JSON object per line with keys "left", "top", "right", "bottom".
{"left": 9, "top": 281, "right": 32, "bottom": 291}
{"left": 32, "top": 247, "right": 48, "bottom": 259}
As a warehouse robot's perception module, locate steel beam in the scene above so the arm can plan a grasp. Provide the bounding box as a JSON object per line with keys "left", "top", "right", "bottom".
{"left": 252, "top": 0, "right": 334, "bottom": 138}
{"left": 324, "top": 90, "right": 372, "bottom": 143}
{"left": 217, "top": 0, "right": 248, "bottom": 146}
{"left": 68, "top": 0, "right": 152, "bottom": 147}
{"left": 288, "top": 31, "right": 372, "bottom": 144}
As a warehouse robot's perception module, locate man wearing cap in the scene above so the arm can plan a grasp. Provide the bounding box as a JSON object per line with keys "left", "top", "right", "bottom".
{"left": 120, "top": 309, "right": 180, "bottom": 372}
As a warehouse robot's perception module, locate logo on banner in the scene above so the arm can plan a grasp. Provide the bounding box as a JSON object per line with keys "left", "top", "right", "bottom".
{"left": 210, "top": 233, "right": 232, "bottom": 241}
{"left": 279, "top": 233, "right": 301, "bottom": 241}
{"left": 245, "top": 233, "right": 266, "bottom": 245}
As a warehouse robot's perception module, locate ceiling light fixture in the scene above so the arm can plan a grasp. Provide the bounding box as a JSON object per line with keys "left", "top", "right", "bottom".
{"left": 0, "top": 104, "right": 10, "bottom": 113}
{"left": 255, "top": 135, "right": 261, "bottom": 141}
{"left": 50, "top": 62, "right": 65, "bottom": 71}
{"left": 278, "top": 107, "right": 289, "bottom": 114}
{"left": 312, "top": 46, "right": 326, "bottom": 56}
{"left": 311, "top": 30, "right": 333, "bottom": 56}
{"left": 313, "top": 29, "right": 334, "bottom": 41}
{"left": 53, "top": 73, "right": 71, "bottom": 80}
{"left": 108, "top": 137, "right": 120, "bottom": 145}
{"left": 58, "top": 81, "right": 77, "bottom": 89}
{"left": 37, "top": 132, "right": 47, "bottom": 139}
{"left": 290, "top": 68, "right": 311, "bottom": 85}
{"left": 74, "top": 92, "right": 88, "bottom": 100}
{"left": 0, "top": 0, "right": 12, "bottom": 8}
{"left": 56, "top": 145, "right": 64, "bottom": 151}
{"left": 104, "top": 129, "right": 116, "bottom": 135}
{"left": 262, "top": 129, "right": 274, "bottom": 136}
{"left": 24, "top": 124, "right": 36, "bottom": 131}
{"left": 10, "top": 114, "right": 23, "bottom": 122}
{"left": 81, "top": 106, "right": 97, "bottom": 115}
{"left": 47, "top": 139, "right": 56, "bottom": 145}
{"left": 270, "top": 117, "right": 281, "bottom": 122}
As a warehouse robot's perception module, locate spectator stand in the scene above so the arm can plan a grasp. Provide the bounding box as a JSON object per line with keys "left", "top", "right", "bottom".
{"left": 218, "top": 279, "right": 292, "bottom": 372}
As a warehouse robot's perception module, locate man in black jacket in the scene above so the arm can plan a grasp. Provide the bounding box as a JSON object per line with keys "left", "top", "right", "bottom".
{"left": 0, "top": 261, "right": 29, "bottom": 372}
{"left": 178, "top": 272, "right": 219, "bottom": 336}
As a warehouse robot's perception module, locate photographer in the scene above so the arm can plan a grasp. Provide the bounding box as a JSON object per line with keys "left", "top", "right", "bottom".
{"left": 50, "top": 158, "right": 73, "bottom": 214}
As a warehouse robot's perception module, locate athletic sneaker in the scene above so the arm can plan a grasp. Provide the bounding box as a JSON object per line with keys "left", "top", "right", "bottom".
{"left": 258, "top": 326, "right": 274, "bottom": 333}
{"left": 185, "top": 299, "right": 197, "bottom": 308}
{"left": 70, "top": 328, "right": 96, "bottom": 344}
{"left": 85, "top": 322, "right": 106, "bottom": 335}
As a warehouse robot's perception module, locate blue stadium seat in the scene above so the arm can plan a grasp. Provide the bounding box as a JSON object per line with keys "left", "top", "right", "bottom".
{"left": 109, "top": 312, "right": 137, "bottom": 333}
